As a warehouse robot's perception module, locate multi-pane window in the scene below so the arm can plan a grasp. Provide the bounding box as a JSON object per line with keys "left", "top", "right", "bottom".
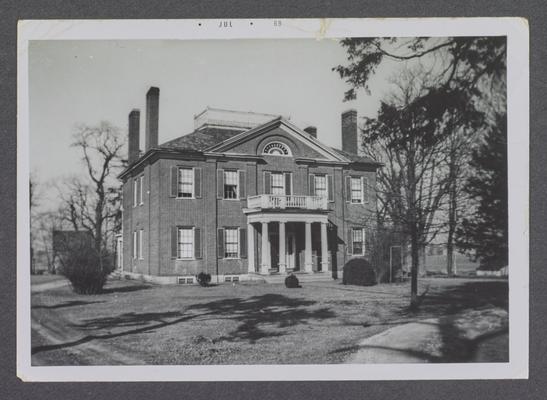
{"left": 224, "top": 170, "right": 238, "bottom": 199}
{"left": 178, "top": 168, "right": 194, "bottom": 198}
{"left": 351, "top": 177, "right": 363, "bottom": 203}
{"left": 177, "top": 227, "right": 194, "bottom": 259}
{"left": 224, "top": 228, "right": 239, "bottom": 258}
{"left": 133, "top": 231, "right": 138, "bottom": 259}
{"left": 133, "top": 178, "right": 138, "bottom": 207}
{"left": 352, "top": 228, "right": 365, "bottom": 255}
{"left": 271, "top": 172, "right": 285, "bottom": 195}
{"left": 139, "top": 175, "right": 144, "bottom": 205}
{"left": 314, "top": 175, "right": 327, "bottom": 198}
{"left": 138, "top": 229, "right": 144, "bottom": 259}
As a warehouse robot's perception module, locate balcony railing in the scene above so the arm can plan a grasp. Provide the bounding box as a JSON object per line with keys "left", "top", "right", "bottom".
{"left": 247, "top": 194, "right": 328, "bottom": 210}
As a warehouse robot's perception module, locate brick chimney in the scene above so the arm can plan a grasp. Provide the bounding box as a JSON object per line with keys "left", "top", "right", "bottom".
{"left": 341, "top": 109, "right": 358, "bottom": 154}
{"left": 304, "top": 126, "right": 317, "bottom": 138}
{"left": 145, "top": 87, "right": 160, "bottom": 151}
{"left": 128, "top": 109, "right": 140, "bottom": 163}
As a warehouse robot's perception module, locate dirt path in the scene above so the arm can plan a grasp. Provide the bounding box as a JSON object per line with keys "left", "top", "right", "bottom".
{"left": 32, "top": 305, "right": 144, "bottom": 366}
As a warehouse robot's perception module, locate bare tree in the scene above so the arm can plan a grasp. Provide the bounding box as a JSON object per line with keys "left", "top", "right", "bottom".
{"left": 61, "top": 122, "right": 125, "bottom": 255}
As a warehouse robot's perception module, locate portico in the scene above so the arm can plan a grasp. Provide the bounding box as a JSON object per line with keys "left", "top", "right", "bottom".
{"left": 246, "top": 212, "right": 330, "bottom": 275}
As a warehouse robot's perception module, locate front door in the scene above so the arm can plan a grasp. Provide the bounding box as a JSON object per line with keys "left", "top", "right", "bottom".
{"left": 286, "top": 233, "right": 296, "bottom": 271}
{"left": 270, "top": 232, "right": 279, "bottom": 271}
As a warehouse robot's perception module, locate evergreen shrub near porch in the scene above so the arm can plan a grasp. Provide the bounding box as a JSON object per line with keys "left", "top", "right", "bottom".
{"left": 342, "top": 258, "right": 377, "bottom": 286}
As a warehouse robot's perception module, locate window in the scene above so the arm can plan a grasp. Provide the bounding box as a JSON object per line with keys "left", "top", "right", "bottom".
{"left": 314, "top": 175, "right": 327, "bottom": 198}
{"left": 351, "top": 177, "right": 363, "bottom": 203}
{"left": 263, "top": 141, "right": 291, "bottom": 156}
{"left": 271, "top": 172, "right": 285, "bottom": 195}
{"left": 178, "top": 168, "right": 194, "bottom": 198}
{"left": 352, "top": 228, "right": 365, "bottom": 255}
{"left": 224, "top": 228, "right": 239, "bottom": 258}
{"left": 224, "top": 170, "right": 238, "bottom": 199}
{"left": 139, "top": 175, "right": 144, "bottom": 205}
{"left": 133, "top": 178, "right": 138, "bottom": 207}
{"left": 133, "top": 231, "right": 138, "bottom": 259}
{"left": 138, "top": 229, "right": 144, "bottom": 259}
{"left": 177, "top": 227, "right": 194, "bottom": 259}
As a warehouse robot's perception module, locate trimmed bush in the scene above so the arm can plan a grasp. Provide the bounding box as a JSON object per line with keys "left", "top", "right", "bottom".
{"left": 196, "top": 272, "right": 211, "bottom": 287}
{"left": 342, "top": 258, "right": 377, "bottom": 286}
{"left": 56, "top": 242, "right": 113, "bottom": 295}
{"left": 284, "top": 273, "right": 301, "bottom": 288}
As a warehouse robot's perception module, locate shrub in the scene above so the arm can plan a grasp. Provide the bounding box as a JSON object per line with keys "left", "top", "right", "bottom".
{"left": 284, "top": 273, "right": 301, "bottom": 288}
{"left": 342, "top": 258, "right": 377, "bottom": 286}
{"left": 196, "top": 272, "right": 211, "bottom": 287}
{"left": 56, "top": 240, "right": 113, "bottom": 295}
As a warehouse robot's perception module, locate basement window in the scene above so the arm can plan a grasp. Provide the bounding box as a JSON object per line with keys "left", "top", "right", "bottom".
{"left": 177, "top": 276, "right": 195, "bottom": 285}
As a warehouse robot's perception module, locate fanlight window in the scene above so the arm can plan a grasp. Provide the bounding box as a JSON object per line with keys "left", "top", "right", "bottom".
{"left": 263, "top": 141, "right": 292, "bottom": 156}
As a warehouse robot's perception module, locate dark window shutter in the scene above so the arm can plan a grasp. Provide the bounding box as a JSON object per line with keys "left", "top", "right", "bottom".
{"left": 194, "top": 228, "right": 202, "bottom": 259}
{"left": 347, "top": 228, "right": 353, "bottom": 255}
{"left": 284, "top": 172, "right": 291, "bottom": 195}
{"left": 239, "top": 228, "right": 247, "bottom": 258}
{"left": 217, "top": 228, "right": 224, "bottom": 258}
{"left": 309, "top": 174, "right": 315, "bottom": 196}
{"left": 170, "top": 166, "right": 178, "bottom": 197}
{"left": 327, "top": 175, "right": 334, "bottom": 202}
{"left": 345, "top": 176, "right": 351, "bottom": 203}
{"left": 239, "top": 170, "right": 246, "bottom": 199}
{"left": 171, "top": 226, "right": 178, "bottom": 259}
{"left": 264, "top": 171, "right": 271, "bottom": 194}
{"left": 363, "top": 177, "right": 368, "bottom": 203}
{"left": 194, "top": 168, "right": 202, "bottom": 198}
{"left": 217, "top": 169, "right": 224, "bottom": 199}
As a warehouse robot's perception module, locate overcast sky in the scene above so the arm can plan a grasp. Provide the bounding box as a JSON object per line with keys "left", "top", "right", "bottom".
{"left": 29, "top": 39, "right": 396, "bottom": 209}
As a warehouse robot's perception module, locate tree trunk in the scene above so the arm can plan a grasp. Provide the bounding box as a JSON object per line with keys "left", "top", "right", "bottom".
{"left": 446, "top": 147, "right": 458, "bottom": 277}
{"left": 410, "top": 229, "right": 419, "bottom": 308}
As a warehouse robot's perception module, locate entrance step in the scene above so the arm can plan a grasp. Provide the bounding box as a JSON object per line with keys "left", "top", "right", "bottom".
{"left": 261, "top": 272, "right": 334, "bottom": 284}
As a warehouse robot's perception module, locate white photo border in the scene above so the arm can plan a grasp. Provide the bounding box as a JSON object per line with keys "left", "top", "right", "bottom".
{"left": 17, "top": 18, "right": 529, "bottom": 382}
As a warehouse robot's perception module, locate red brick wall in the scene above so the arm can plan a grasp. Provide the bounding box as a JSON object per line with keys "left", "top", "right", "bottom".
{"left": 122, "top": 151, "right": 377, "bottom": 277}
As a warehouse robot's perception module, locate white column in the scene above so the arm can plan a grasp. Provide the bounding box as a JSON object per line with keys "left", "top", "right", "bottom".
{"left": 261, "top": 221, "right": 270, "bottom": 274}
{"left": 321, "top": 222, "right": 328, "bottom": 272}
{"left": 304, "top": 221, "right": 313, "bottom": 272}
{"left": 278, "top": 221, "right": 286, "bottom": 274}
{"left": 247, "top": 223, "right": 255, "bottom": 273}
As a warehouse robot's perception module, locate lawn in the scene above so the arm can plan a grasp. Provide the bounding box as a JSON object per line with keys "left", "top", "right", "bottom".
{"left": 31, "top": 277, "right": 508, "bottom": 366}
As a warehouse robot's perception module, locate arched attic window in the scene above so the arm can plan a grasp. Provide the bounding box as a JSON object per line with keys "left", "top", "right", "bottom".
{"left": 262, "top": 141, "right": 292, "bottom": 156}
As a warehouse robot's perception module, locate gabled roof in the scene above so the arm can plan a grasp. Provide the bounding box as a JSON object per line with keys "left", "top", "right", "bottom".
{"left": 206, "top": 117, "right": 349, "bottom": 162}
{"left": 119, "top": 116, "right": 380, "bottom": 180}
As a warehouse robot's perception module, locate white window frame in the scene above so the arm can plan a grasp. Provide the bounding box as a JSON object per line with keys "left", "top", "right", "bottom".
{"left": 177, "top": 167, "right": 195, "bottom": 199}
{"left": 138, "top": 229, "right": 144, "bottom": 260}
{"left": 133, "top": 178, "right": 138, "bottom": 207}
{"left": 270, "top": 172, "right": 285, "bottom": 195}
{"left": 223, "top": 170, "right": 239, "bottom": 200}
{"left": 132, "top": 231, "right": 138, "bottom": 259}
{"left": 139, "top": 175, "right": 144, "bottom": 205}
{"left": 177, "top": 227, "right": 194, "bottom": 259}
{"left": 352, "top": 228, "right": 366, "bottom": 256}
{"left": 224, "top": 227, "right": 240, "bottom": 259}
{"left": 350, "top": 176, "right": 364, "bottom": 204}
{"left": 314, "top": 174, "right": 328, "bottom": 198}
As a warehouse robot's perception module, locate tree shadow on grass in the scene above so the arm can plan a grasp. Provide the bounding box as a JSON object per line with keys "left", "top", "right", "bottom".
{"left": 340, "top": 280, "right": 509, "bottom": 363}
{"left": 32, "top": 293, "right": 336, "bottom": 355}
{"left": 101, "top": 284, "right": 153, "bottom": 294}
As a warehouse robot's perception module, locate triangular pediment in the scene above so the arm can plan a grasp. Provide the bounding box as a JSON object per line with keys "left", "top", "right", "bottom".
{"left": 205, "top": 118, "right": 348, "bottom": 162}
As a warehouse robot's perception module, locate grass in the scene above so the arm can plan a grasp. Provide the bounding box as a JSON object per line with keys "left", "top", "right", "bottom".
{"left": 31, "top": 273, "right": 66, "bottom": 285}
{"left": 31, "top": 277, "right": 508, "bottom": 366}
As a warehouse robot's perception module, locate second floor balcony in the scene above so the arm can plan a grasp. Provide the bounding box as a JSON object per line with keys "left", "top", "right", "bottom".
{"left": 247, "top": 194, "right": 328, "bottom": 211}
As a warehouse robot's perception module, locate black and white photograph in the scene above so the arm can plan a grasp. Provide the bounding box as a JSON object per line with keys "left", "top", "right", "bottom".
{"left": 17, "top": 19, "right": 528, "bottom": 381}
